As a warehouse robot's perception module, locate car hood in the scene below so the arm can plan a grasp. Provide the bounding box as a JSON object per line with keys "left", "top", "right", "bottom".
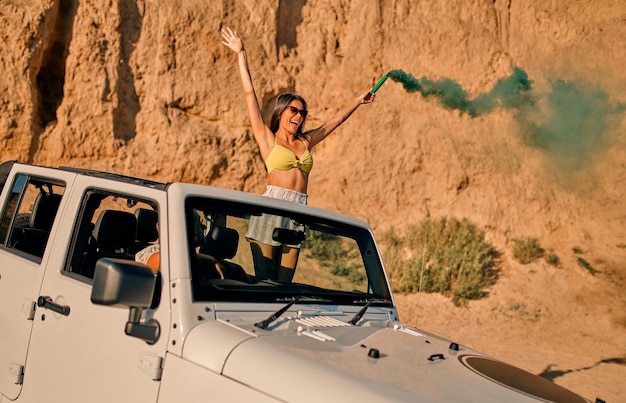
{"left": 181, "top": 317, "right": 588, "bottom": 402}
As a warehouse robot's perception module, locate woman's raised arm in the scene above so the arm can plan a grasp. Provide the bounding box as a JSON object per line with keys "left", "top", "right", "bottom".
{"left": 305, "top": 90, "right": 375, "bottom": 148}
{"left": 221, "top": 27, "right": 274, "bottom": 157}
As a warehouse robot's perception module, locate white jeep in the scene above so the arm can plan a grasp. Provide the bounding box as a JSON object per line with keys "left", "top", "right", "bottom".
{"left": 0, "top": 161, "right": 592, "bottom": 402}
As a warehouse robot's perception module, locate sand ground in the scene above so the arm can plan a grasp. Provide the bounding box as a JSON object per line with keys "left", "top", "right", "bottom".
{"left": 394, "top": 261, "right": 626, "bottom": 402}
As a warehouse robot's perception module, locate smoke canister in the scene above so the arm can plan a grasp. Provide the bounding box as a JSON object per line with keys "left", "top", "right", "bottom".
{"left": 370, "top": 74, "right": 389, "bottom": 94}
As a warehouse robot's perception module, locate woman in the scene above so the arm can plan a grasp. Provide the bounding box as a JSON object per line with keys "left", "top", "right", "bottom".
{"left": 221, "top": 26, "right": 375, "bottom": 282}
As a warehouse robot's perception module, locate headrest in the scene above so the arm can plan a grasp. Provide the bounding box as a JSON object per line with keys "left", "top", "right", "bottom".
{"left": 94, "top": 210, "right": 137, "bottom": 250}
{"left": 192, "top": 210, "right": 206, "bottom": 247}
{"left": 135, "top": 208, "right": 159, "bottom": 243}
{"left": 30, "top": 193, "right": 62, "bottom": 230}
{"left": 199, "top": 226, "right": 239, "bottom": 260}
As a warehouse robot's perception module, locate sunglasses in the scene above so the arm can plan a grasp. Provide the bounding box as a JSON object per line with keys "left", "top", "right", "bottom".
{"left": 285, "top": 105, "right": 308, "bottom": 118}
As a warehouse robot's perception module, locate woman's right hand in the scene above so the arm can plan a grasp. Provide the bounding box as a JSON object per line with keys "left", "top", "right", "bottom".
{"left": 221, "top": 26, "right": 244, "bottom": 53}
{"left": 361, "top": 90, "right": 376, "bottom": 104}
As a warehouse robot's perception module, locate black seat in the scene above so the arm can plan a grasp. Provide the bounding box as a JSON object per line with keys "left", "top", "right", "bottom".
{"left": 200, "top": 226, "right": 238, "bottom": 260}
{"left": 11, "top": 192, "right": 62, "bottom": 257}
{"left": 31, "top": 193, "right": 62, "bottom": 230}
{"left": 134, "top": 208, "right": 158, "bottom": 253}
{"left": 94, "top": 210, "right": 137, "bottom": 260}
{"left": 199, "top": 226, "right": 250, "bottom": 282}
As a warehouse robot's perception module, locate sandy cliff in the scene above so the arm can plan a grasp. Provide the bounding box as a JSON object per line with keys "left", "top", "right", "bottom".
{"left": 1, "top": 0, "right": 625, "bottom": 400}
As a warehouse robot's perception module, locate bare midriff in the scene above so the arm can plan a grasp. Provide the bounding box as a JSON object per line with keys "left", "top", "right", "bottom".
{"left": 268, "top": 168, "right": 309, "bottom": 194}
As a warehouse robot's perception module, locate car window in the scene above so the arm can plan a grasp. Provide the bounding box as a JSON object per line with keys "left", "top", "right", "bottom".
{"left": 64, "top": 189, "right": 158, "bottom": 280}
{"left": 186, "top": 197, "right": 391, "bottom": 306}
{"left": 0, "top": 174, "right": 65, "bottom": 261}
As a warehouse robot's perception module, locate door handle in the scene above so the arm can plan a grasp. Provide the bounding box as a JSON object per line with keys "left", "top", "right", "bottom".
{"left": 37, "top": 296, "right": 71, "bottom": 316}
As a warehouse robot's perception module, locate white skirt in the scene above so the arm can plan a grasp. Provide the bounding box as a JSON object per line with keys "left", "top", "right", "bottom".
{"left": 245, "top": 186, "right": 308, "bottom": 248}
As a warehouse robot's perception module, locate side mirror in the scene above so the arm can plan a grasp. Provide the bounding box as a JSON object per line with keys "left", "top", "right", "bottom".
{"left": 91, "top": 258, "right": 160, "bottom": 344}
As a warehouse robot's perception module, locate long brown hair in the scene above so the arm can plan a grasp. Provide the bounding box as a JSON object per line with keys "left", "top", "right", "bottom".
{"left": 269, "top": 93, "right": 308, "bottom": 138}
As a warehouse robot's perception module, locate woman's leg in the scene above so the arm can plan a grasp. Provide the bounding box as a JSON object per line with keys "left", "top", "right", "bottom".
{"left": 276, "top": 246, "right": 300, "bottom": 282}
{"left": 250, "top": 240, "right": 300, "bottom": 282}
{"left": 249, "top": 240, "right": 279, "bottom": 280}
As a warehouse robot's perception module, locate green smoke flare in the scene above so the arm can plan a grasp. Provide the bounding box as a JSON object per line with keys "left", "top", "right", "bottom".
{"left": 387, "top": 67, "right": 532, "bottom": 117}
{"left": 387, "top": 67, "right": 624, "bottom": 166}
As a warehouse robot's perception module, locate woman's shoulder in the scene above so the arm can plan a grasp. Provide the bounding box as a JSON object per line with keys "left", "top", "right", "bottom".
{"left": 301, "top": 130, "right": 319, "bottom": 145}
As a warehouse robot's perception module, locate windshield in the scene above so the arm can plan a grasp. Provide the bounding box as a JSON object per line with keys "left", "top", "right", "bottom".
{"left": 185, "top": 197, "right": 392, "bottom": 306}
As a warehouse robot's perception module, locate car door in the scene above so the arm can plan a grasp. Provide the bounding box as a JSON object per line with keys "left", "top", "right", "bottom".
{"left": 0, "top": 167, "right": 73, "bottom": 400}
{"left": 19, "top": 175, "right": 170, "bottom": 403}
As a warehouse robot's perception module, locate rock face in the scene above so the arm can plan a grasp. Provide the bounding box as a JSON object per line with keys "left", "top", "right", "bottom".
{"left": 1, "top": 1, "right": 625, "bottom": 400}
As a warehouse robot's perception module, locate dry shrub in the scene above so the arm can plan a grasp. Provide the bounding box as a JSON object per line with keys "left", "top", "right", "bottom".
{"left": 382, "top": 216, "right": 497, "bottom": 306}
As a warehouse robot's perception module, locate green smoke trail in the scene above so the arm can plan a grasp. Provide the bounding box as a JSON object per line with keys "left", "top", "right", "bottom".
{"left": 518, "top": 79, "right": 624, "bottom": 166}
{"left": 387, "top": 67, "right": 532, "bottom": 117}
{"left": 387, "top": 67, "right": 624, "bottom": 165}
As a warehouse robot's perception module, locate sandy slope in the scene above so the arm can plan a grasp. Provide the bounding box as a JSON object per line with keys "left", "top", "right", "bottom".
{"left": 394, "top": 254, "right": 626, "bottom": 402}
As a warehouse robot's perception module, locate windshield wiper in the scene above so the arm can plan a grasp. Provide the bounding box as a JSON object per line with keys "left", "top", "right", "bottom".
{"left": 254, "top": 296, "right": 331, "bottom": 329}
{"left": 348, "top": 298, "right": 391, "bottom": 325}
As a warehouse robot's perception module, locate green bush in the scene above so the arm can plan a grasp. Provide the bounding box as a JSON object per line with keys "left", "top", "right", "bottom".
{"left": 545, "top": 250, "right": 560, "bottom": 267}
{"left": 512, "top": 237, "right": 545, "bottom": 264}
{"left": 331, "top": 263, "right": 366, "bottom": 284}
{"left": 305, "top": 230, "right": 365, "bottom": 285}
{"left": 382, "top": 217, "right": 496, "bottom": 306}
{"left": 577, "top": 257, "right": 598, "bottom": 275}
{"left": 306, "top": 231, "right": 343, "bottom": 262}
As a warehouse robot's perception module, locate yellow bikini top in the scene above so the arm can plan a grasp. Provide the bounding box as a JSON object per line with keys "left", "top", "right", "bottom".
{"left": 265, "top": 138, "right": 313, "bottom": 174}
